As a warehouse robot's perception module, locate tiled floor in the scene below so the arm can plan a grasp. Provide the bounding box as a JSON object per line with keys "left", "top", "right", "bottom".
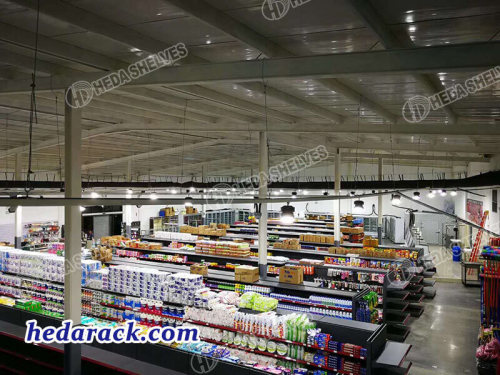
{"left": 406, "top": 281, "right": 481, "bottom": 374}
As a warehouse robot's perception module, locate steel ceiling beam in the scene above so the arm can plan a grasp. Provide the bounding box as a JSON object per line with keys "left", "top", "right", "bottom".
{"left": 1, "top": 41, "right": 498, "bottom": 94}
{"left": 0, "top": 170, "right": 498, "bottom": 193}
{"left": 348, "top": 0, "right": 458, "bottom": 124}
{"left": 7, "top": 0, "right": 341, "bottom": 124}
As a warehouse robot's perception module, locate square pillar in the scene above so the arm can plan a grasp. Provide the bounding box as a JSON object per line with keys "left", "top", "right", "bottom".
{"left": 64, "top": 90, "right": 82, "bottom": 375}
{"left": 258, "top": 131, "right": 268, "bottom": 278}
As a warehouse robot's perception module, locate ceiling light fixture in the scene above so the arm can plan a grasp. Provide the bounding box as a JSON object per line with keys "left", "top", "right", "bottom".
{"left": 391, "top": 194, "right": 401, "bottom": 205}
{"left": 353, "top": 199, "right": 364, "bottom": 213}
{"left": 184, "top": 196, "right": 193, "bottom": 207}
{"left": 280, "top": 204, "right": 295, "bottom": 225}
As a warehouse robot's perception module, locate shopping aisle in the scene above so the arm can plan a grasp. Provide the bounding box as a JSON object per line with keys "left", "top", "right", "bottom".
{"left": 406, "top": 282, "right": 480, "bottom": 374}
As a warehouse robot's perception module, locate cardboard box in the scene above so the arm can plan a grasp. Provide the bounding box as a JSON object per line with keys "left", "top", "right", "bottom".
{"left": 234, "top": 265, "right": 259, "bottom": 283}
{"left": 190, "top": 264, "right": 208, "bottom": 276}
{"left": 328, "top": 246, "right": 344, "bottom": 254}
{"left": 279, "top": 266, "right": 304, "bottom": 284}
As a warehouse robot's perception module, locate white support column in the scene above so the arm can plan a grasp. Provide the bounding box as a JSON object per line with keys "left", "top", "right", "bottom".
{"left": 258, "top": 131, "right": 268, "bottom": 279}
{"left": 14, "top": 153, "right": 22, "bottom": 248}
{"left": 124, "top": 159, "right": 133, "bottom": 237}
{"left": 378, "top": 158, "right": 383, "bottom": 241}
{"left": 334, "top": 148, "right": 341, "bottom": 246}
{"left": 64, "top": 91, "right": 82, "bottom": 375}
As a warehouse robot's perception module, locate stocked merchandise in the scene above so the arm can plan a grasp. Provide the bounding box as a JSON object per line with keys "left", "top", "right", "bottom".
{"left": 116, "top": 248, "right": 187, "bottom": 264}
{"left": 183, "top": 308, "right": 366, "bottom": 374}
{"left": 355, "top": 292, "right": 380, "bottom": 324}
{"left": 152, "top": 231, "right": 198, "bottom": 242}
{"left": 0, "top": 248, "right": 101, "bottom": 285}
{"left": 270, "top": 293, "right": 353, "bottom": 310}
{"left": 82, "top": 289, "right": 185, "bottom": 327}
{"left": 181, "top": 224, "right": 227, "bottom": 236}
{"left": 324, "top": 256, "right": 400, "bottom": 270}
{"left": 235, "top": 265, "right": 260, "bottom": 282}
{"left": 47, "top": 242, "right": 65, "bottom": 255}
{"left": 362, "top": 236, "right": 379, "bottom": 248}
{"left": 195, "top": 240, "right": 251, "bottom": 258}
{"left": 101, "top": 235, "right": 129, "bottom": 247}
{"left": 480, "top": 246, "right": 500, "bottom": 346}
{"left": 314, "top": 268, "right": 385, "bottom": 294}
{"left": 476, "top": 326, "right": 499, "bottom": 374}
{"left": 160, "top": 207, "right": 176, "bottom": 217}
{"left": 91, "top": 245, "right": 113, "bottom": 262}
{"left": 185, "top": 206, "right": 198, "bottom": 215}
{"left": 24, "top": 222, "right": 60, "bottom": 245}
{"left": 300, "top": 234, "right": 336, "bottom": 244}
{"left": 273, "top": 238, "right": 301, "bottom": 250}
{"left": 101, "top": 236, "right": 162, "bottom": 250}
{"left": 124, "top": 240, "right": 162, "bottom": 250}
{"left": 328, "top": 246, "right": 419, "bottom": 260}
{"left": 239, "top": 292, "right": 278, "bottom": 312}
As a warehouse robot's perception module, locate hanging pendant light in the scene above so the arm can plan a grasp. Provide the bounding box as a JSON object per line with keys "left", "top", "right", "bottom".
{"left": 280, "top": 204, "right": 295, "bottom": 225}
{"left": 391, "top": 194, "right": 401, "bottom": 205}
{"left": 353, "top": 199, "right": 364, "bottom": 213}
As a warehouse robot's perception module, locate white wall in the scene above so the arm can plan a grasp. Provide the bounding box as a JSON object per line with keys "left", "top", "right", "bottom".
{"left": 0, "top": 206, "right": 64, "bottom": 243}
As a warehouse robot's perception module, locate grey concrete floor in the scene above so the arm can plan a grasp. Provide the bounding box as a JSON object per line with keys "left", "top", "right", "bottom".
{"left": 406, "top": 281, "right": 481, "bottom": 374}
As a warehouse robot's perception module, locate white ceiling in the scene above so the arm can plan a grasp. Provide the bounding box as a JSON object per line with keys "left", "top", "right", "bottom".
{"left": 0, "top": 0, "right": 498, "bottom": 180}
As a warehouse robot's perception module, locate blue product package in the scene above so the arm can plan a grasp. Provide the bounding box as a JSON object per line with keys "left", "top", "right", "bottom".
{"left": 293, "top": 369, "right": 308, "bottom": 375}
{"left": 360, "top": 348, "right": 368, "bottom": 358}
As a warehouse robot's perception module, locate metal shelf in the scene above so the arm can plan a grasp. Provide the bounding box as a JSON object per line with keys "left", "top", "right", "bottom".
{"left": 408, "top": 304, "right": 424, "bottom": 318}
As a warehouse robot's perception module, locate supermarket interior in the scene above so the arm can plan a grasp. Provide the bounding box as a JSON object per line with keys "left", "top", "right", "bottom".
{"left": 0, "top": 0, "right": 499, "bottom": 374}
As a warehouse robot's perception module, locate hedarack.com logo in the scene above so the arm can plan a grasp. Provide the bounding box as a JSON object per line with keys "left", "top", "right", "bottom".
{"left": 261, "top": 0, "right": 312, "bottom": 21}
